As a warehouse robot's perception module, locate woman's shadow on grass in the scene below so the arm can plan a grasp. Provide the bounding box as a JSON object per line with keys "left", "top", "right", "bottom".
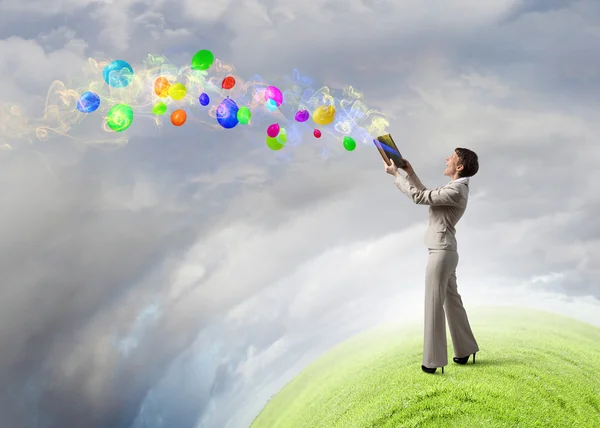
{"left": 456, "top": 357, "right": 523, "bottom": 367}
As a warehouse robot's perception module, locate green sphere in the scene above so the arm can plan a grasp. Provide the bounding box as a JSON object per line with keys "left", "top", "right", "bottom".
{"left": 237, "top": 106, "right": 252, "bottom": 125}
{"left": 191, "top": 49, "right": 215, "bottom": 71}
{"left": 343, "top": 136, "right": 356, "bottom": 151}
{"left": 152, "top": 102, "right": 167, "bottom": 115}
{"left": 266, "top": 135, "right": 285, "bottom": 151}
{"left": 252, "top": 308, "right": 600, "bottom": 428}
{"left": 276, "top": 128, "right": 287, "bottom": 144}
{"left": 106, "top": 104, "right": 133, "bottom": 132}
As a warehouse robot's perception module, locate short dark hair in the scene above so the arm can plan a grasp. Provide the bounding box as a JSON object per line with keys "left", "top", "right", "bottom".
{"left": 455, "top": 148, "right": 479, "bottom": 178}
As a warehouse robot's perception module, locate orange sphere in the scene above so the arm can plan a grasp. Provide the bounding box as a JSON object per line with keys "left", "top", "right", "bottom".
{"left": 171, "top": 109, "right": 187, "bottom": 126}
{"left": 154, "top": 77, "right": 171, "bottom": 98}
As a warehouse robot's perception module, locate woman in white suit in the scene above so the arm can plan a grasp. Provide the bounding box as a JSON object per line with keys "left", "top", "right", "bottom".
{"left": 385, "top": 148, "right": 480, "bottom": 374}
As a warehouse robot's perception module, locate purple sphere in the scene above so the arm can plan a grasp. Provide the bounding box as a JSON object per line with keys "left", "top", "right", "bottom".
{"left": 294, "top": 109, "right": 309, "bottom": 122}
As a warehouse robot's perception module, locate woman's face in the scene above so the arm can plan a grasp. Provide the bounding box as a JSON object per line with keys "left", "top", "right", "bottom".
{"left": 444, "top": 151, "right": 459, "bottom": 177}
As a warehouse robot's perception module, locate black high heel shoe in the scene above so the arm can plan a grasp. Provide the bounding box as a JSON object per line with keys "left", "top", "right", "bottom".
{"left": 453, "top": 352, "right": 476, "bottom": 365}
{"left": 421, "top": 365, "right": 444, "bottom": 374}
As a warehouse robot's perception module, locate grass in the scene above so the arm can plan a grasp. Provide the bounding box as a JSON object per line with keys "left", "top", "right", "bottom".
{"left": 251, "top": 307, "right": 600, "bottom": 427}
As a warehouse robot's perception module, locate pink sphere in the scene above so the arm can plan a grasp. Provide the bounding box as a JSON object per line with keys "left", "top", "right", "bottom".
{"left": 313, "top": 129, "right": 322, "bottom": 138}
{"left": 267, "top": 123, "right": 280, "bottom": 138}
{"left": 264, "top": 86, "right": 283, "bottom": 107}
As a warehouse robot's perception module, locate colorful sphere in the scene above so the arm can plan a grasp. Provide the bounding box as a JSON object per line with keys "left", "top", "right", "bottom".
{"left": 191, "top": 49, "right": 215, "bottom": 71}
{"left": 199, "top": 93, "right": 210, "bottom": 106}
{"left": 216, "top": 97, "right": 239, "bottom": 129}
{"left": 152, "top": 102, "right": 167, "bottom": 115}
{"left": 102, "top": 60, "right": 134, "bottom": 88}
{"left": 237, "top": 106, "right": 252, "bottom": 125}
{"left": 276, "top": 128, "right": 287, "bottom": 144}
{"left": 154, "top": 77, "right": 171, "bottom": 98}
{"left": 294, "top": 109, "right": 309, "bottom": 122}
{"left": 266, "top": 135, "right": 285, "bottom": 151}
{"left": 267, "top": 123, "right": 280, "bottom": 138}
{"left": 266, "top": 99, "right": 278, "bottom": 112}
{"left": 76, "top": 91, "right": 100, "bottom": 113}
{"left": 264, "top": 86, "right": 283, "bottom": 106}
{"left": 222, "top": 76, "right": 236, "bottom": 90}
{"left": 169, "top": 83, "right": 187, "bottom": 100}
{"left": 106, "top": 104, "right": 133, "bottom": 132}
{"left": 343, "top": 136, "right": 357, "bottom": 151}
{"left": 313, "top": 129, "right": 322, "bottom": 138}
{"left": 171, "top": 109, "right": 187, "bottom": 126}
{"left": 313, "top": 105, "right": 336, "bottom": 125}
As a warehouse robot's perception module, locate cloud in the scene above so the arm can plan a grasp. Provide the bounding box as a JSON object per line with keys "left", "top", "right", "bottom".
{"left": 0, "top": 0, "right": 599, "bottom": 427}
{"left": 135, "top": 226, "right": 600, "bottom": 428}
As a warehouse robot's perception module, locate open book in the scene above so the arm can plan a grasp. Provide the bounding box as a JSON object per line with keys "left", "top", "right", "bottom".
{"left": 374, "top": 134, "right": 407, "bottom": 168}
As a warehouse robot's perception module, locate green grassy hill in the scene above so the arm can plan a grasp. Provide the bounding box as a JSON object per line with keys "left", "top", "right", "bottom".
{"left": 251, "top": 307, "right": 600, "bottom": 427}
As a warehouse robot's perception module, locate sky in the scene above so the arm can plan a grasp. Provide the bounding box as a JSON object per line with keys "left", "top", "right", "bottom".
{"left": 1, "top": 0, "right": 600, "bottom": 427}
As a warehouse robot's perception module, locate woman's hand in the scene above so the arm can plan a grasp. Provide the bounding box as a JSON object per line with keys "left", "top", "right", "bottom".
{"left": 400, "top": 159, "right": 414, "bottom": 176}
{"left": 384, "top": 160, "right": 399, "bottom": 176}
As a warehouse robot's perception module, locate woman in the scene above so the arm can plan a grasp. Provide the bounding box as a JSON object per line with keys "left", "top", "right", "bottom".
{"left": 384, "top": 148, "right": 480, "bottom": 374}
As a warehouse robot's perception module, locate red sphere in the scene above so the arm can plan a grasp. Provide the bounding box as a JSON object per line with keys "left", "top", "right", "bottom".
{"left": 313, "top": 129, "right": 322, "bottom": 138}
{"left": 222, "top": 76, "right": 236, "bottom": 90}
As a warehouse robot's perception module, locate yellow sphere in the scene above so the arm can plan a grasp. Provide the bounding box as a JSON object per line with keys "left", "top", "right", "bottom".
{"left": 312, "top": 105, "right": 336, "bottom": 125}
{"left": 169, "top": 82, "right": 187, "bottom": 100}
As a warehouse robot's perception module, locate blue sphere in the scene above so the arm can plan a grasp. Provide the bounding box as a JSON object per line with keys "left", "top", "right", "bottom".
{"left": 266, "top": 99, "right": 278, "bottom": 111}
{"left": 199, "top": 93, "right": 210, "bottom": 106}
{"left": 102, "top": 60, "right": 134, "bottom": 88}
{"left": 216, "top": 98, "right": 239, "bottom": 129}
{"left": 76, "top": 91, "right": 100, "bottom": 113}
